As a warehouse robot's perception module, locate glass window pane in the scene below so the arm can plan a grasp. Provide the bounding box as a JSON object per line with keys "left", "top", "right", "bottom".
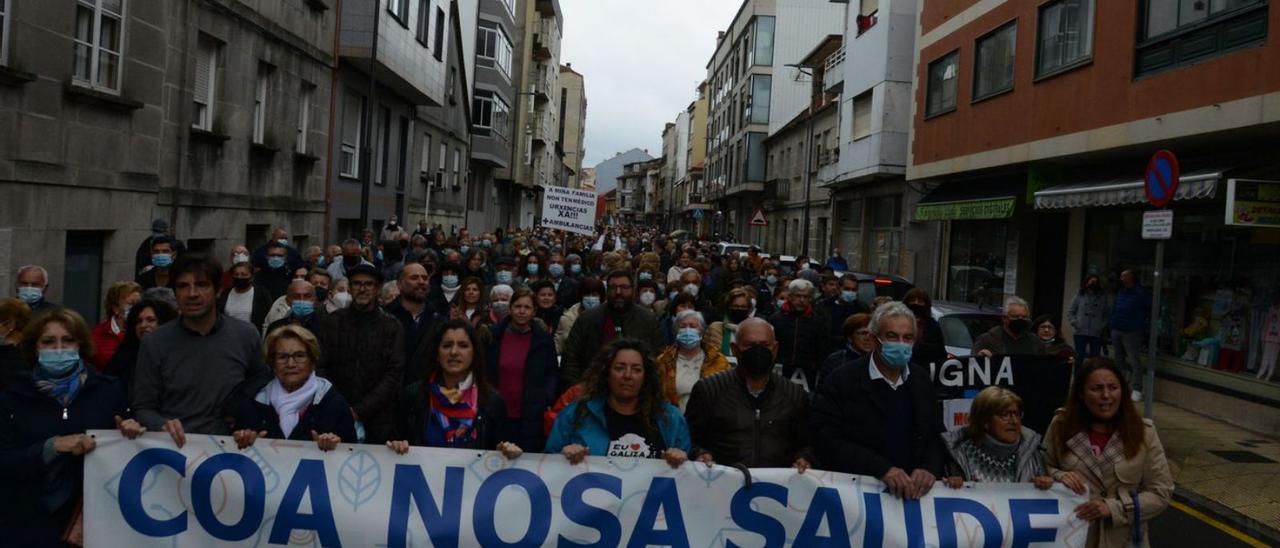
{"left": 99, "top": 16, "right": 121, "bottom": 52}
{"left": 750, "top": 74, "right": 771, "bottom": 125}
{"left": 1180, "top": 0, "right": 1209, "bottom": 25}
{"left": 975, "top": 23, "right": 1016, "bottom": 99}
{"left": 97, "top": 51, "right": 119, "bottom": 88}
{"left": 753, "top": 16, "right": 774, "bottom": 66}
{"left": 1146, "top": 0, "right": 1179, "bottom": 38}
{"left": 926, "top": 51, "right": 958, "bottom": 116}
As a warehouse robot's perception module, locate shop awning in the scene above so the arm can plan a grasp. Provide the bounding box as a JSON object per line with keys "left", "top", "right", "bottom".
{"left": 1033, "top": 171, "right": 1221, "bottom": 210}
{"left": 914, "top": 180, "right": 1023, "bottom": 221}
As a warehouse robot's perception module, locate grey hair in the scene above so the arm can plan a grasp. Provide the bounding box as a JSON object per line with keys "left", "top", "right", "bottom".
{"left": 869, "top": 301, "right": 917, "bottom": 337}
{"left": 380, "top": 281, "right": 399, "bottom": 299}
{"left": 16, "top": 265, "right": 49, "bottom": 287}
{"left": 787, "top": 278, "right": 814, "bottom": 295}
{"left": 1004, "top": 296, "right": 1030, "bottom": 314}
{"left": 490, "top": 284, "right": 514, "bottom": 300}
{"left": 674, "top": 309, "right": 706, "bottom": 330}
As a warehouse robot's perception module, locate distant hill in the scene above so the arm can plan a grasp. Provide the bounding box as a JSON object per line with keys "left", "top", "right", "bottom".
{"left": 592, "top": 148, "right": 654, "bottom": 194}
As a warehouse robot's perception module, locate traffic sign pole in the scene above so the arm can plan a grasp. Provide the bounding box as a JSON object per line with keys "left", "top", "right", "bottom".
{"left": 1146, "top": 240, "right": 1162, "bottom": 418}
{"left": 1140, "top": 149, "right": 1178, "bottom": 419}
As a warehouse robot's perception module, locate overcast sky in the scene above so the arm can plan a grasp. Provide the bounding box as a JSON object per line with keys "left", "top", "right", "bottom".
{"left": 559, "top": 0, "right": 743, "bottom": 167}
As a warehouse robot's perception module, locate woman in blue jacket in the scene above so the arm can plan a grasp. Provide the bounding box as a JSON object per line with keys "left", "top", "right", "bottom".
{"left": 545, "top": 338, "right": 691, "bottom": 468}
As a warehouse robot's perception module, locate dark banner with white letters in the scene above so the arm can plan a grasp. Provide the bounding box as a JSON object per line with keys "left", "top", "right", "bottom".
{"left": 929, "top": 355, "right": 1073, "bottom": 435}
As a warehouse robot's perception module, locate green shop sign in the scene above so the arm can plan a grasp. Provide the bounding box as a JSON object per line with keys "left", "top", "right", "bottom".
{"left": 915, "top": 197, "right": 1016, "bottom": 221}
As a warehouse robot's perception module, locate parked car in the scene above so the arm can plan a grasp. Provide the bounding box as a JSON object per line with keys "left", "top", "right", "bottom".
{"left": 777, "top": 255, "right": 820, "bottom": 275}
{"left": 715, "top": 242, "right": 754, "bottom": 257}
{"left": 825, "top": 270, "right": 914, "bottom": 308}
{"left": 930, "top": 300, "right": 1004, "bottom": 360}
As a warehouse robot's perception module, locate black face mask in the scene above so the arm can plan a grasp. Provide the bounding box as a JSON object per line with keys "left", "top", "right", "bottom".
{"left": 1008, "top": 318, "right": 1031, "bottom": 335}
{"left": 728, "top": 309, "right": 750, "bottom": 324}
{"left": 314, "top": 287, "right": 329, "bottom": 302}
{"left": 738, "top": 345, "right": 774, "bottom": 376}
{"left": 907, "top": 303, "right": 930, "bottom": 318}
{"left": 233, "top": 277, "right": 252, "bottom": 289}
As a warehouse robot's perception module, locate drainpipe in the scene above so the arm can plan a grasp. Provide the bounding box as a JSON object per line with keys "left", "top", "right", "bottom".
{"left": 358, "top": 0, "right": 381, "bottom": 232}
{"left": 324, "top": 0, "right": 344, "bottom": 246}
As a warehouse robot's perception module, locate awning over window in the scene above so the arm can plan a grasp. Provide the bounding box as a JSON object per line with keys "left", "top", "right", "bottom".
{"left": 1033, "top": 172, "right": 1221, "bottom": 210}
{"left": 914, "top": 179, "right": 1023, "bottom": 221}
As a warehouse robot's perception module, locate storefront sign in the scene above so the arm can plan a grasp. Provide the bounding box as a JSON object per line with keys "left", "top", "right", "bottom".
{"left": 540, "top": 186, "right": 598, "bottom": 236}
{"left": 84, "top": 431, "right": 1089, "bottom": 547}
{"left": 1225, "top": 178, "right": 1280, "bottom": 228}
{"left": 929, "top": 355, "right": 1073, "bottom": 436}
{"left": 1142, "top": 210, "right": 1174, "bottom": 239}
{"left": 914, "top": 197, "right": 1016, "bottom": 221}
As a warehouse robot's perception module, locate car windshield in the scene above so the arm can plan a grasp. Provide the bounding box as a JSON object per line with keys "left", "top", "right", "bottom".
{"left": 939, "top": 314, "right": 1002, "bottom": 351}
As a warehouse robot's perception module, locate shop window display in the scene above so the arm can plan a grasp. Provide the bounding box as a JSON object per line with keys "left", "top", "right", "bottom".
{"left": 948, "top": 220, "right": 1008, "bottom": 306}
{"left": 1083, "top": 204, "right": 1280, "bottom": 384}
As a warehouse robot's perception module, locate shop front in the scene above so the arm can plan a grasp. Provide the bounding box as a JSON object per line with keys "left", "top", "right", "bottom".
{"left": 1036, "top": 172, "right": 1280, "bottom": 433}
{"left": 913, "top": 178, "right": 1029, "bottom": 307}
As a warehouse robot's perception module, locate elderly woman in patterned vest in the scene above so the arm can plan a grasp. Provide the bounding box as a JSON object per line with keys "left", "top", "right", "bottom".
{"left": 941, "top": 386, "right": 1053, "bottom": 489}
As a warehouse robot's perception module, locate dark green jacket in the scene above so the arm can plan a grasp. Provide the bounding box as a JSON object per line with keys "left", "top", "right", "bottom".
{"left": 560, "top": 303, "right": 664, "bottom": 386}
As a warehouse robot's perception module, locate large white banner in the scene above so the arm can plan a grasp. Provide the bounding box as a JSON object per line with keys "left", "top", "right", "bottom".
{"left": 85, "top": 431, "right": 1090, "bottom": 547}
{"left": 540, "top": 186, "right": 598, "bottom": 236}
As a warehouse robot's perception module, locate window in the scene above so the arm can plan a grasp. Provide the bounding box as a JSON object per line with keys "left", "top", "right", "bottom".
{"left": 296, "top": 83, "right": 314, "bottom": 154}
{"left": 1137, "top": 0, "right": 1266, "bottom": 75}
{"left": 851, "top": 90, "right": 872, "bottom": 140}
{"left": 388, "top": 0, "right": 409, "bottom": 25}
{"left": 376, "top": 106, "right": 391, "bottom": 185}
{"left": 925, "top": 50, "right": 959, "bottom": 117}
{"left": 1036, "top": 0, "right": 1094, "bottom": 77}
{"left": 252, "top": 64, "right": 271, "bottom": 145}
{"left": 750, "top": 74, "right": 771, "bottom": 125}
{"left": 433, "top": 7, "right": 445, "bottom": 61}
{"left": 415, "top": 0, "right": 430, "bottom": 46}
{"left": 1143, "top": 0, "right": 1261, "bottom": 38}
{"left": 452, "top": 148, "right": 461, "bottom": 189}
{"left": 868, "top": 194, "right": 902, "bottom": 274}
{"left": 437, "top": 143, "right": 447, "bottom": 188}
{"left": 192, "top": 36, "right": 218, "bottom": 130}
{"left": 753, "top": 16, "right": 775, "bottom": 66}
{"left": 477, "top": 21, "right": 513, "bottom": 77}
{"left": 746, "top": 132, "right": 766, "bottom": 182}
{"left": 471, "top": 90, "right": 509, "bottom": 137}
{"left": 420, "top": 133, "right": 432, "bottom": 176}
{"left": 339, "top": 88, "right": 364, "bottom": 178}
{"left": 1, "top": 0, "right": 10, "bottom": 66}
{"left": 974, "top": 21, "right": 1016, "bottom": 101}
{"left": 397, "top": 116, "right": 410, "bottom": 190}
{"left": 73, "top": 0, "right": 125, "bottom": 92}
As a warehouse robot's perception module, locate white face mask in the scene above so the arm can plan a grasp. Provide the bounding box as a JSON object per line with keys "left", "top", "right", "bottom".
{"left": 639, "top": 292, "right": 656, "bottom": 306}
{"left": 331, "top": 291, "right": 352, "bottom": 309}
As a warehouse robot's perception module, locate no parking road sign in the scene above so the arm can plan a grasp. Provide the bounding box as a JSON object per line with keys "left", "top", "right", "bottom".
{"left": 1145, "top": 150, "right": 1180, "bottom": 208}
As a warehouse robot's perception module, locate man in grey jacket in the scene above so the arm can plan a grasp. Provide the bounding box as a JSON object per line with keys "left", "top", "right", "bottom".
{"left": 133, "top": 255, "right": 272, "bottom": 447}
{"left": 1068, "top": 274, "right": 1109, "bottom": 358}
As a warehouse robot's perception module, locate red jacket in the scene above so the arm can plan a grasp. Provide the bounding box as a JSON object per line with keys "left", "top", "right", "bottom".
{"left": 89, "top": 319, "right": 125, "bottom": 372}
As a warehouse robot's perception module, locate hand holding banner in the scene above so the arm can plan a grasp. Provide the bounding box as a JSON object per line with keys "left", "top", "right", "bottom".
{"left": 85, "top": 431, "right": 1089, "bottom": 547}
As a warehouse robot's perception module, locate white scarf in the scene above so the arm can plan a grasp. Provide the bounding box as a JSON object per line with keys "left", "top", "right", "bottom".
{"left": 269, "top": 373, "right": 318, "bottom": 438}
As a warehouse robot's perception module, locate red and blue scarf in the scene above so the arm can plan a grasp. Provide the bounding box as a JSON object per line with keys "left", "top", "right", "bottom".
{"left": 425, "top": 372, "right": 479, "bottom": 448}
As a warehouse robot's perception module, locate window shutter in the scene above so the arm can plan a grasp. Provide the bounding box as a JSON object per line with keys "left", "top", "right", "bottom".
{"left": 194, "top": 45, "right": 211, "bottom": 105}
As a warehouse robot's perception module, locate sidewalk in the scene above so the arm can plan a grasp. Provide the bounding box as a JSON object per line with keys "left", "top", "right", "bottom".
{"left": 1152, "top": 402, "right": 1280, "bottom": 544}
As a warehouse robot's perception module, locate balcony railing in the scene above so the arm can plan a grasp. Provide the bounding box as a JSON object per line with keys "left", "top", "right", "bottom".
{"left": 823, "top": 48, "right": 845, "bottom": 91}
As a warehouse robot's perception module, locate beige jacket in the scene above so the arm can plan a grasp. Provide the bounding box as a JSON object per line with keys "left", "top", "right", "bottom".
{"left": 555, "top": 303, "right": 585, "bottom": 354}
{"left": 1042, "top": 415, "right": 1174, "bottom": 548}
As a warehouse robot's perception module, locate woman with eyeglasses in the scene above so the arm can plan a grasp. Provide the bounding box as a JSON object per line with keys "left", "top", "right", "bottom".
{"left": 229, "top": 325, "right": 355, "bottom": 452}
{"left": 816, "top": 313, "right": 873, "bottom": 390}
{"left": 941, "top": 386, "right": 1052, "bottom": 488}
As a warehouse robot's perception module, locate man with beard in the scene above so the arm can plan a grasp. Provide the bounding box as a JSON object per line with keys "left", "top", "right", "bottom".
{"left": 560, "top": 270, "right": 664, "bottom": 386}
{"left": 385, "top": 263, "right": 438, "bottom": 378}
{"left": 684, "top": 318, "right": 813, "bottom": 470}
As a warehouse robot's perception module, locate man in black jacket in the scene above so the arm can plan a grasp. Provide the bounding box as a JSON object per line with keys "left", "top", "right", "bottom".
{"left": 811, "top": 301, "right": 943, "bottom": 499}
{"left": 315, "top": 264, "right": 404, "bottom": 444}
{"left": 685, "top": 318, "right": 812, "bottom": 470}
{"left": 560, "top": 270, "right": 664, "bottom": 385}
{"left": 385, "top": 263, "right": 437, "bottom": 379}
{"left": 767, "top": 278, "right": 830, "bottom": 388}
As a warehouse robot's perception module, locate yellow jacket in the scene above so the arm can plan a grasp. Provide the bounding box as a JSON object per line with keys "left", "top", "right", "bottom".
{"left": 655, "top": 342, "right": 731, "bottom": 407}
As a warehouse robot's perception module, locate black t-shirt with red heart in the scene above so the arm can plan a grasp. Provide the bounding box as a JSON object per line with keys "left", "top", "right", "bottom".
{"left": 604, "top": 405, "right": 665, "bottom": 458}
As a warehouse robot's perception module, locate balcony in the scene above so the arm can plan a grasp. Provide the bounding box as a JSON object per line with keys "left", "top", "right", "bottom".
{"left": 723, "top": 181, "right": 764, "bottom": 197}
{"left": 531, "top": 67, "right": 553, "bottom": 102}
{"left": 532, "top": 20, "right": 555, "bottom": 62}
{"left": 535, "top": 0, "right": 560, "bottom": 19}
{"left": 823, "top": 48, "right": 845, "bottom": 93}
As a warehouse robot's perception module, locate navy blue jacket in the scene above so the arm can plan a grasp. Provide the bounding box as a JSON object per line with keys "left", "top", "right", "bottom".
{"left": 0, "top": 368, "right": 128, "bottom": 546}
{"left": 1110, "top": 286, "right": 1151, "bottom": 332}
{"left": 486, "top": 319, "right": 559, "bottom": 449}
{"left": 228, "top": 378, "right": 357, "bottom": 443}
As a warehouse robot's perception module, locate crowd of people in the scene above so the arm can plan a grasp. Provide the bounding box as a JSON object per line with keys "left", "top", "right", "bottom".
{"left": 0, "top": 222, "right": 1171, "bottom": 546}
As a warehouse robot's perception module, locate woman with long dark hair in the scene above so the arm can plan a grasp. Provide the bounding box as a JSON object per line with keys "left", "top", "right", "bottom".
{"left": 1043, "top": 357, "right": 1172, "bottom": 547}
{"left": 387, "top": 319, "right": 522, "bottom": 458}
{"left": 545, "top": 338, "right": 691, "bottom": 468}
{"left": 103, "top": 298, "right": 178, "bottom": 399}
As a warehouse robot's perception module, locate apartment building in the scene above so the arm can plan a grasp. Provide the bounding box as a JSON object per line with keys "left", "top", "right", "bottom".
{"left": 504, "top": 0, "right": 563, "bottom": 229}
{"left": 468, "top": 0, "right": 517, "bottom": 233}
{"left": 909, "top": 0, "right": 1279, "bottom": 432}
{"left": 0, "top": 0, "right": 336, "bottom": 321}
{"left": 559, "top": 63, "right": 586, "bottom": 189}
{"left": 414, "top": 0, "right": 474, "bottom": 233}
{"left": 330, "top": 0, "right": 452, "bottom": 240}
{"left": 703, "top": 0, "right": 843, "bottom": 244}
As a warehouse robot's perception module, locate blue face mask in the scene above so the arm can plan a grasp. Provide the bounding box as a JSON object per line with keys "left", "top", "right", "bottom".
{"left": 442, "top": 275, "right": 460, "bottom": 288}
{"left": 17, "top": 286, "right": 43, "bottom": 305}
{"left": 496, "top": 271, "right": 513, "bottom": 285}
{"left": 878, "top": 340, "right": 913, "bottom": 369}
{"left": 268, "top": 256, "right": 286, "bottom": 269}
{"left": 38, "top": 348, "right": 81, "bottom": 377}
{"left": 638, "top": 271, "right": 653, "bottom": 281}
{"left": 549, "top": 264, "right": 565, "bottom": 277}
{"left": 570, "top": 264, "right": 582, "bottom": 274}
{"left": 840, "top": 290, "right": 857, "bottom": 303}
{"left": 315, "top": 255, "right": 326, "bottom": 267}
{"left": 482, "top": 239, "right": 492, "bottom": 247}
{"left": 581, "top": 296, "right": 601, "bottom": 309}
{"left": 766, "top": 275, "right": 778, "bottom": 285}
{"left": 291, "top": 300, "right": 315, "bottom": 318}
{"left": 152, "top": 253, "right": 173, "bottom": 269}
{"left": 676, "top": 327, "right": 702, "bottom": 350}
{"left": 527, "top": 264, "right": 540, "bottom": 275}
{"left": 460, "top": 245, "right": 470, "bottom": 255}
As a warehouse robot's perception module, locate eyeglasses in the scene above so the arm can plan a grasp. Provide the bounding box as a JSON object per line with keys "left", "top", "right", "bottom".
{"left": 995, "top": 409, "right": 1024, "bottom": 421}
{"left": 350, "top": 280, "right": 377, "bottom": 288}
{"left": 274, "top": 351, "right": 310, "bottom": 364}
